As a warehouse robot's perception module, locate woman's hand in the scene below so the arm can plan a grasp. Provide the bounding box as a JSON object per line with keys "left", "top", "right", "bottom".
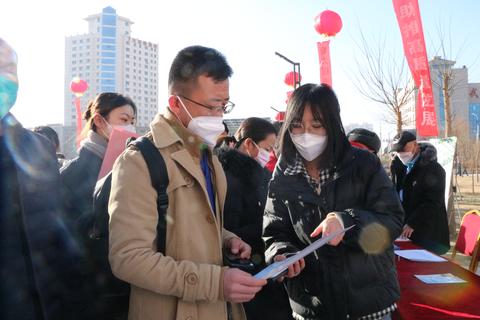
{"left": 273, "top": 255, "right": 305, "bottom": 282}
{"left": 310, "top": 213, "right": 345, "bottom": 246}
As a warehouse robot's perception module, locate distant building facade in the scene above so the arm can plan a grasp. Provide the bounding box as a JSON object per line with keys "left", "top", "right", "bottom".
{"left": 63, "top": 6, "right": 158, "bottom": 157}
{"left": 401, "top": 56, "right": 478, "bottom": 139}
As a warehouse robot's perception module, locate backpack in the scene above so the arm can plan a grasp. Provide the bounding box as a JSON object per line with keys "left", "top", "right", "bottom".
{"left": 87, "top": 136, "right": 169, "bottom": 319}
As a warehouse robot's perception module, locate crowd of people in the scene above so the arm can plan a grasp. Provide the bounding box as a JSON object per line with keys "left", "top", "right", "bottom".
{"left": 1, "top": 37, "right": 451, "bottom": 320}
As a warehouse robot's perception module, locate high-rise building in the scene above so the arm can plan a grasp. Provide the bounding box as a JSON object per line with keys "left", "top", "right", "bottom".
{"left": 63, "top": 6, "right": 158, "bottom": 157}
{"left": 400, "top": 56, "right": 479, "bottom": 139}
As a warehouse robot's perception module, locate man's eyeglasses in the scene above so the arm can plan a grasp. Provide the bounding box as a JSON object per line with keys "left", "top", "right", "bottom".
{"left": 178, "top": 95, "right": 235, "bottom": 114}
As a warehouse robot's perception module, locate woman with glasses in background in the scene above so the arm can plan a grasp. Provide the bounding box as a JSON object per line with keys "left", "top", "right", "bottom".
{"left": 263, "top": 84, "right": 404, "bottom": 320}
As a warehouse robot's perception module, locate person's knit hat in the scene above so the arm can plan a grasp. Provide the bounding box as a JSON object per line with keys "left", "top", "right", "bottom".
{"left": 347, "top": 128, "right": 381, "bottom": 154}
{"left": 390, "top": 130, "right": 417, "bottom": 152}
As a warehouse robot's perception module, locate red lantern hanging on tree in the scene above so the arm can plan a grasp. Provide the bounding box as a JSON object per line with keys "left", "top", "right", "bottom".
{"left": 314, "top": 10, "right": 342, "bottom": 87}
{"left": 69, "top": 77, "right": 89, "bottom": 148}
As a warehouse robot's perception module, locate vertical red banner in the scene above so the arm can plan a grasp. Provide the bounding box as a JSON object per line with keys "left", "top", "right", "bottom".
{"left": 317, "top": 41, "right": 332, "bottom": 87}
{"left": 393, "top": 0, "right": 438, "bottom": 137}
{"left": 75, "top": 97, "right": 83, "bottom": 148}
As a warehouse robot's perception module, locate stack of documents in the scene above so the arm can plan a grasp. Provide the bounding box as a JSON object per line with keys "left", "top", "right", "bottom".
{"left": 415, "top": 273, "right": 466, "bottom": 284}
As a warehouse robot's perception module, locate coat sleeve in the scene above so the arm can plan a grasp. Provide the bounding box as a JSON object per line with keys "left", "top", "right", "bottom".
{"left": 337, "top": 157, "right": 404, "bottom": 249}
{"left": 405, "top": 164, "right": 446, "bottom": 230}
{"left": 262, "top": 194, "right": 301, "bottom": 265}
{"left": 108, "top": 149, "right": 225, "bottom": 302}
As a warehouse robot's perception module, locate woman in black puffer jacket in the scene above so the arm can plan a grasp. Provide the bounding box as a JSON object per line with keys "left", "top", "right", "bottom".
{"left": 263, "top": 84, "right": 404, "bottom": 320}
{"left": 217, "top": 117, "right": 293, "bottom": 320}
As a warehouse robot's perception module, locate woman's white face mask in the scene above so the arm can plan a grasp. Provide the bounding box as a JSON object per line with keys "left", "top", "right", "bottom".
{"left": 177, "top": 96, "right": 224, "bottom": 147}
{"left": 290, "top": 132, "right": 328, "bottom": 161}
{"left": 252, "top": 142, "right": 270, "bottom": 168}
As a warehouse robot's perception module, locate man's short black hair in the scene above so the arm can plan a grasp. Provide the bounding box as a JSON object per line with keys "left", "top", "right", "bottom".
{"left": 168, "top": 45, "right": 233, "bottom": 94}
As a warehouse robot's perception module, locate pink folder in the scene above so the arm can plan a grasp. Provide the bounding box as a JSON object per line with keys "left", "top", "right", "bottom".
{"left": 97, "top": 127, "right": 140, "bottom": 181}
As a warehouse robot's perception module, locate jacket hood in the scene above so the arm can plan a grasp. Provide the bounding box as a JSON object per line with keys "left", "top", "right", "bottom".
{"left": 418, "top": 142, "right": 437, "bottom": 164}
{"left": 217, "top": 147, "right": 267, "bottom": 187}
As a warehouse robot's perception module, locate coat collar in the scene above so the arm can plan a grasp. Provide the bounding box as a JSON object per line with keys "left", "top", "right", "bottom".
{"left": 150, "top": 110, "right": 227, "bottom": 217}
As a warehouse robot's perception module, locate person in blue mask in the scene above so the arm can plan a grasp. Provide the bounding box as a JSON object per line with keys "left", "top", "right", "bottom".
{"left": 389, "top": 130, "right": 450, "bottom": 254}
{"left": 0, "top": 37, "right": 92, "bottom": 320}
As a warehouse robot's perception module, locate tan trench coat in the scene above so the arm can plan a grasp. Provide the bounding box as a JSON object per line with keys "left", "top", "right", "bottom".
{"left": 109, "top": 113, "right": 246, "bottom": 320}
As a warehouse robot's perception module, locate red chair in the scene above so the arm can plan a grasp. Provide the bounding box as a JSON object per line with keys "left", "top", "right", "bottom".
{"left": 451, "top": 210, "right": 480, "bottom": 272}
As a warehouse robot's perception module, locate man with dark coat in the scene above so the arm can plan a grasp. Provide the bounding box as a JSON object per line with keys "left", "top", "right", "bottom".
{"left": 0, "top": 38, "right": 92, "bottom": 320}
{"left": 390, "top": 131, "right": 450, "bottom": 254}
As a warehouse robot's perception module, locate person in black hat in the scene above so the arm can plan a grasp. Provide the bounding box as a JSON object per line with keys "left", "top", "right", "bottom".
{"left": 347, "top": 128, "right": 381, "bottom": 155}
{"left": 389, "top": 130, "right": 450, "bottom": 254}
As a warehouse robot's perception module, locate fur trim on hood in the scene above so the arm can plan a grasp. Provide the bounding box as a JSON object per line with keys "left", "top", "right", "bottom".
{"left": 418, "top": 142, "right": 437, "bottom": 164}
{"left": 217, "top": 148, "right": 269, "bottom": 187}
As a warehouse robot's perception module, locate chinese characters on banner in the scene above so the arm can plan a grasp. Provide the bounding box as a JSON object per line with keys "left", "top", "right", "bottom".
{"left": 317, "top": 41, "right": 332, "bottom": 87}
{"left": 393, "top": 0, "right": 438, "bottom": 137}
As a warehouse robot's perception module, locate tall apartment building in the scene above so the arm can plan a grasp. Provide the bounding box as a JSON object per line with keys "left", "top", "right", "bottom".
{"left": 63, "top": 6, "right": 158, "bottom": 156}
{"left": 400, "top": 56, "right": 479, "bottom": 139}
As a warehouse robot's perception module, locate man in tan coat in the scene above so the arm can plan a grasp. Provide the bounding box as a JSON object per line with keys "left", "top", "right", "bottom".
{"left": 108, "top": 45, "right": 266, "bottom": 320}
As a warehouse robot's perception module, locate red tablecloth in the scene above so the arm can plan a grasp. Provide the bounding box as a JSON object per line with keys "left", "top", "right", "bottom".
{"left": 393, "top": 241, "right": 480, "bottom": 319}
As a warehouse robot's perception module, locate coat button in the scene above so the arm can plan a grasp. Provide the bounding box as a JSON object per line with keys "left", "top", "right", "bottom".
{"left": 185, "top": 273, "right": 198, "bottom": 285}
{"left": 206, "top": 215, "right": 215, "bottom": 224}
{"left": 184, "top": 176, "right": 194, "bottom": 187}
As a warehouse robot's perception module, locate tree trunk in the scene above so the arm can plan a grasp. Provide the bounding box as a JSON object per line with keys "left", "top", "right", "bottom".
{"left": 396, "top": 109, "right": 402, "bottom": 135}
{"left": 443, "top": 75, "right": 452, "bottom": 138}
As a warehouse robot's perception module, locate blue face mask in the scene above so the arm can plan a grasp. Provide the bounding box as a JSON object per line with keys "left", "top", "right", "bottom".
{"left": 0, "top": 75, "right": 18, "bottom": 120}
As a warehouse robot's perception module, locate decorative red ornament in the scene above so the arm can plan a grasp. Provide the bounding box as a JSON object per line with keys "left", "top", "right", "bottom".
{"left": 70, "top": 77, "right": 88, "bottom": 97}
{"left": 275, "top": 111, "right": 285, "bottom": 122}
{"left": 314, "top": 10, "right": 343, "bottom": 37}
{"left": 284, "top": 71, "right": 302, "bottom": 87}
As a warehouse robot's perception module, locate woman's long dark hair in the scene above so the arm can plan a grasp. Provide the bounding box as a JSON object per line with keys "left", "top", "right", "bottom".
{"left": 278, "top": 83, "right": 350, "bottom": 168}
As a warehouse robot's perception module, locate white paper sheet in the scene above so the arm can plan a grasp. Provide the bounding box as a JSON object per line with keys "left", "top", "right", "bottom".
{"left": 394, "top": 249, "right": 447, "bottom": 262}
{"left": 415, "top": 273, "right": 466, "bottom": 284}
{"left": 255, "top": 225, "right": 355, "bottom": 280}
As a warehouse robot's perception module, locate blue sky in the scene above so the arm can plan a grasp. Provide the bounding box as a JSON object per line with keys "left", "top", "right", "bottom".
{"left": 2, "top": 0, "right": 479, "bottom": 139}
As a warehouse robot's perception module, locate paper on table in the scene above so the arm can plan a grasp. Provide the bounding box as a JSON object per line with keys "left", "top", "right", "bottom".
{"left": 394, "top": 249, "right": 447, "bottom": 262}
{"left": 415, "top": 273, "right": 467, "bottom": 284}
{"left": 255, "top": 225, "right": 355, "bottom": 280}
{"left": 395, "top": 236, "right": 411, "bottom": 242}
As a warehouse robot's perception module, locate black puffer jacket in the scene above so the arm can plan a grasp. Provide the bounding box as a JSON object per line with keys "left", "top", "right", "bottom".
{"left": 263, "top": 147, "right": 404, "bottom": 320}
{"left": 218, "top": 148, "right": 293, "bottom": 320}
{"left": 390, "top": 143, "right": 450, "bottom": 254}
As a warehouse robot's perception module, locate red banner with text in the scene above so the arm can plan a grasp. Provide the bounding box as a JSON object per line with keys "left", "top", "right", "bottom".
{"left": 317, "top": 41, "right": 332, "bottom": 87}
{"left": 393, "top": 0, "right": 438, "bottom": 137}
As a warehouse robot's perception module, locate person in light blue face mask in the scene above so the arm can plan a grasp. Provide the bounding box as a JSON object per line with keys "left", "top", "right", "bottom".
{"left": 389, "top": 130, "right": 450, "bottom": 254}
{"left": 0, "top": 37, "right": 96, "bottom": 320}
{"left": 263, "top": 83, "right": 404, "bottom": 320}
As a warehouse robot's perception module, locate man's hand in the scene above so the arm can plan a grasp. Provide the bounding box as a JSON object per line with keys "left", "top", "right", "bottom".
{"left": 401, "top": 224, "right": 414, "bottom": 238}
{"left": 273, "top": 255, "right": 305, "bottom": 282}
{"left": 226, "top": 237, "right": 251, "bottom": 259}
{"left": 310, "top": 213, "right": 345, "bottom": 246}
{"left": 223, "top": 268, "right": 266, "bottom": 303}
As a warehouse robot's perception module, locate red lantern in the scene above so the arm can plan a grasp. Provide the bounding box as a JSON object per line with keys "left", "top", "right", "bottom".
{"left": 275, "top": 111, "right": 285, "bottom": 122}
{"left": 314, "top": 10, "right": 343, "bottom": 37}
{"left": 70, "top": 77, "right": 88, "bottom": 97}
{"left": 284, "top": 71, "right": 302, "bottom": 87}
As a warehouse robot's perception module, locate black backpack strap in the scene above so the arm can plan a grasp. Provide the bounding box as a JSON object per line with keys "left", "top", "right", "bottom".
{"left": 129, "top": 136, "right": 169, "bottom": 253}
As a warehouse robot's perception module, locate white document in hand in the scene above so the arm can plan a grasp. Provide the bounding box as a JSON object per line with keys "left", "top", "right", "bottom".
{"left": 394, "top": 249, "right": 447, "bottom": 262}
{"left": 255, "top": 225, "right": 355, "bottom": 280}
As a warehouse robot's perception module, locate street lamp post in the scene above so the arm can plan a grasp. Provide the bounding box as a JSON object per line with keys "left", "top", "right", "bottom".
{"left": 275, "top": 52, "right": 301, "bottom": 89}
{"left": 472, "top": 113, "right": 480, "bottom": 184}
